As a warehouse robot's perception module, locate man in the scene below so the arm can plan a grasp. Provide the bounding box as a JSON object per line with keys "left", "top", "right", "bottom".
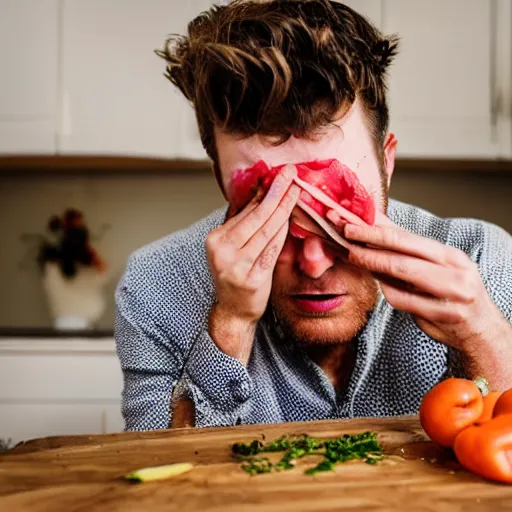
{"left": 115, "top": 0, "right": 512, "bottom": 431}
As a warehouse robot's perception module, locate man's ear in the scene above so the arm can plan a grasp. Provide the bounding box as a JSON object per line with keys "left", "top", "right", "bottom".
{"left": 383, "top": 133, "right": 398, "bottom": 188}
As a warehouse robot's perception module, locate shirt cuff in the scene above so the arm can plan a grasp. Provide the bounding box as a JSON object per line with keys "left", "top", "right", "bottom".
{"left": 182, "top": 329, "right": 253, "bottom": 427}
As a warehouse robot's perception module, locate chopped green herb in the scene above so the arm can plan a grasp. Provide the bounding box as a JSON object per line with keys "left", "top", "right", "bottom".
{"left": 305, "top": 459, "right": 335, "bottom": 475}
{"left": 232, "top": 439, "right": 264, "bottom": 456}
{"left": 232, "top": 431, "right": 384, "bottom": 476}
{"left": 241, "top": 457, "right": 273, "bottom": 475}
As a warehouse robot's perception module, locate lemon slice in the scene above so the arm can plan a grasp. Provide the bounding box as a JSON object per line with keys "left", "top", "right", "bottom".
{"left": 125, "top": 463, "right": 194, "bottom": 482}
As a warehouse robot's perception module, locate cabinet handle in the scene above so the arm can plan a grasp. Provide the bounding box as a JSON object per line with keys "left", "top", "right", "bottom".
{"left": 0, "top": 438, "right": 13, "bottom": 452}
{"left": 490, "top": 0, "right": 499, "bottom": 143}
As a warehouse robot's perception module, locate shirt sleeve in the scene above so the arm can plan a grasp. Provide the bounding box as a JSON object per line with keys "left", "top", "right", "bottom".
{"left": 445, "top": 219, "right": 512, "bottom": 379}
{"left": 115, "top": 247, "right": 253, "bottom": 431}
{"left": 180, "top": 330, "right": 253, "bottom": 427}
{"left": 114, "top": 258, "right": 180, "bottom": 431}
{"left": 477, "top": 221, "right": 512, "bottom": 323}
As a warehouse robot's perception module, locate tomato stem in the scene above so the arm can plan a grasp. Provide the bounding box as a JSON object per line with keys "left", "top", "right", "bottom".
{"left": 474, "top": 377, "right": 490, "bottom": 397}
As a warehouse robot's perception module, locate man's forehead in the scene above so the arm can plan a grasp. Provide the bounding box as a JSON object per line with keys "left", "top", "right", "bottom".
{"left": 215, "top": 129, "right": 337, "bottom": 172}
{"left": 215, "top": 100, "right": 363, "bottom": 178}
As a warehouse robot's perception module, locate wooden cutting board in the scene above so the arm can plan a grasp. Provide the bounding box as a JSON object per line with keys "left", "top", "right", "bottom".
{"left": 1, "top": 415, "right": 511, "bottom": 511}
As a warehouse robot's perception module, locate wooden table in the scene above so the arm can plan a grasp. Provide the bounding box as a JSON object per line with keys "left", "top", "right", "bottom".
{"left": 1, "top": 416, "right": 511, "bottom": 511}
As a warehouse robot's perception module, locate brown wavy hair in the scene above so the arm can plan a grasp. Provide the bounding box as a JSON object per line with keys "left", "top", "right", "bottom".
{"left": 156, "top": 0, "right": 399, "bottom": 191}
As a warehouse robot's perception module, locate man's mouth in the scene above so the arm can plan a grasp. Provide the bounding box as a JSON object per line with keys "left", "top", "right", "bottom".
{"left": 291, "top": 294, "right": 346, "bottom": 313}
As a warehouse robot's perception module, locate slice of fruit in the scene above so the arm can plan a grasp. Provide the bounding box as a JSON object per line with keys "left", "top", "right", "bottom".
{"left": 229, "top": 159, "right": 375, "bottom": 227}
{"left": 297, "top": 200, "right": 357, "bottom": 251}
{"left": 124, "top": 462, "right": 194, "bottom": 482}
{"left": 293, "top": 175, "right": 366, "bottom": 227}
{"left": 290, "top": 207, "right": 327, "bottom": 239}
{"left": 229, "top": 159, "right": 375, "bottom": 250}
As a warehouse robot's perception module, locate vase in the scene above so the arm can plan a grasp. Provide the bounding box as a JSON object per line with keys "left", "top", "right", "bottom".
{"left": 41, "top": 262, "right": 109, "bottom": 330}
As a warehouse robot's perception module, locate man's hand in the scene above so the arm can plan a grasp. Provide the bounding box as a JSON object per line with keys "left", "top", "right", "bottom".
{"left": 206, "top": 165, "right": 300, "bottom": 365}
{"left": 328, "top": 211, "right": 512, "bottom": 389}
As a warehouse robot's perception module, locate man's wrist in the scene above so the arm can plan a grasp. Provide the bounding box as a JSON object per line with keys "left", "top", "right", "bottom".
{"left": 209, "top": 303, "right": 258, "bottom": 365}
{"left": 460, "top": 316, "right": 512, "bottom": 390}
{"left": 170, "top": 380, "right": 195, "bottom": 428}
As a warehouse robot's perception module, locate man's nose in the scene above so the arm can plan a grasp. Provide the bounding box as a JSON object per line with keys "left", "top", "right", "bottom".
{"left": 298, "top": 236, "right": 335, "bottom": 279}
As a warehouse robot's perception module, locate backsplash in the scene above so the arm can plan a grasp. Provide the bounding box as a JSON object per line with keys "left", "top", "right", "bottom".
{"left": 0, "top": 171, "right": 225, "bottom": 329}
{"left": 0, "top": 168, "right": 510, "bottom": 329}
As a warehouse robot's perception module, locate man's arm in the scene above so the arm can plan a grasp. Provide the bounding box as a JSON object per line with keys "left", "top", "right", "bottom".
{"left": 168, "top": 166, "right": 300, "bottom": 427}
{"left": 117, "top": 167, "right": 300, "bottom": 430}
{"left": 115, "top": 251, "right": 254, "bottom": 431}
{"left": 457, "top": 222, "right": 512, "bottom": 389}
{"left": 328, "top": 211, "right": 512, "bottom": 391}
{"left": 115, "top": 285, "right": 183, "bottom": 431}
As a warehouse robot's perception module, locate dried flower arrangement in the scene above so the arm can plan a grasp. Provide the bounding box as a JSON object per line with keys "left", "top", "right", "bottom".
{"left": 21, "top": 208, "right": 109, "bottom": 278}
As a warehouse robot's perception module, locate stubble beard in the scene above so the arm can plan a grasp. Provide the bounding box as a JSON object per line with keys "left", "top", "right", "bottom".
{"left": 270, "top": 275, "right": 380, "bottom": 347}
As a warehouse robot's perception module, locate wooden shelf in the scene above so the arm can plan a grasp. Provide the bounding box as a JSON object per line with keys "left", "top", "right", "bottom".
{"left": 0, "top": 155, "right": 511, "bottom": 175}
{"left": 394, "top": 158, "right": 512, "bottom": 173}
{"left": 0, "top": 155, "right": 212, "bottom": 174}
{"left": 0, "top": 327, "right": 114, "bottom": 338}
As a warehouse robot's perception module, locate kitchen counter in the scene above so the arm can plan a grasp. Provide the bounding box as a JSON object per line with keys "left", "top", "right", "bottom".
{"left": 1, "top": 416, "right": 511, "bottom": 511}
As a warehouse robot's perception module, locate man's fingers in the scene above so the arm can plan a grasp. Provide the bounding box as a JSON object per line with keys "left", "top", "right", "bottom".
{"left": 221, "top": 192, "right": 262, "bottom": 231}
{"left": 349, "top": 246, "right": 478, "bottom": 302}
{"left": 374, "top": 211, "right": 396, "bottom": 227}
{"left": 327, "top": 209, "right": 395, "bottom": 228}
{"left": 344, "top": 224, "right": 470, "bottom": 268}
{"left": 379, "top": 281, "right": 468, "bottom": 325}
{"left": 247, "top": 221, "right": 289, "bottom": 285}
{"left": 240, "top": 184, "right": 300, "bottom": 260}
{"left": 228, "top": 165, "right": 298, "bottom": 247}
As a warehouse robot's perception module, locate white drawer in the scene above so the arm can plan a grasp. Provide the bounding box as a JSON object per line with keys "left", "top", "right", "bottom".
{"left": 0, "top": 339, "right": 123, "bottom": 401}
{"left": 0, "top": 403, "right": 123, "bottom": 448}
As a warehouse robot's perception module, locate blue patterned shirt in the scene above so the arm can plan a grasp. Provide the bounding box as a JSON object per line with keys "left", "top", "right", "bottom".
{"left": 114, "top": 199, "right": 512, "bottom": 431}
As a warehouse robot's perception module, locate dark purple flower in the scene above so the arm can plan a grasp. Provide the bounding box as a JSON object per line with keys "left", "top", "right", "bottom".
{"left": 48, "top": 216, "right": 62, "bottom": 232}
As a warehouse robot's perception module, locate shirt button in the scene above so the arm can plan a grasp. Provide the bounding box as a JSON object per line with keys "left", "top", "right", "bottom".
{"left": 231, "top": 378, "right": 251, "bottom": 402}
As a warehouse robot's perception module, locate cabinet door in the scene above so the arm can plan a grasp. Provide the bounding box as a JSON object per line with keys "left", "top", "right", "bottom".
{"left": 495, "top": 0, "right": 512, "bottom": 159}
{"left": 0, "top": 404, "right": 106, "bottom": 448}
{"left": 382, "top": 0, "right": 498, "bottom": 158}
{"left": 60, "top": 0, "right": 213, "bottom": 160}
{"left": 0, "top": 0, "right": 58, "bottom": 154}
{"left": 0, "top": 352, "right": 123, "bottom": 401}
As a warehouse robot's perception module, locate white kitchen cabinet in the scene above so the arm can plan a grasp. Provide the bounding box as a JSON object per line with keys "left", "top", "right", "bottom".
{"left": 6, "top": 0, "right": 505, "bottom": 160}
{"left": 0, "top": 338, "right": 124, "bottom": 449}
{"left": 382, "top": 0, "right": 512, "bottom": 158}
{"left": 59, "top": 0, "right": 213, "bottom": 160}
{"left": 0, "top": 0, "right": 59, "bottom": 154}
{"left": 58, "top": 0, "right": 511, "bottom": 161}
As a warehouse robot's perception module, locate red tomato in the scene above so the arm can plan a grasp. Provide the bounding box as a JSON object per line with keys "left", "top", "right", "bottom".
{"left": 453, "top": 414, "right": 512, "bottom": 484}
{"left": 494, "top": 389, "right": 512, "bottom": 417}
{"left": 419, "top": 378, "right": 484, "bottom": 447}
{"left": 478, "top": 391, "right": 503, "bottom": 424}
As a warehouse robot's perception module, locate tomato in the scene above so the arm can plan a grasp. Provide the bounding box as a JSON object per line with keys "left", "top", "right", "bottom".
{"left": 494, "top": 389, "right": 512, "bottom": 417}
{"left": 453, "top": 413, "right": 512, "bottom": 484}
{"left": 477, "top": 391, "right": 503, "bottom": 424}
{"left": 419, "top": 377, "right": 484, "bottom": 447}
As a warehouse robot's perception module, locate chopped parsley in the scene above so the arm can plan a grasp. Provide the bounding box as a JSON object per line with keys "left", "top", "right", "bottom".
{"left": 232, "top": 431, "right": 384, "bottom": 476}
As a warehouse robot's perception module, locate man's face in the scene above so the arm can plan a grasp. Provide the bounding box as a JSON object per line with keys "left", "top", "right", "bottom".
{"left": 215, "top": 100, "right": 397, "bottom": 345}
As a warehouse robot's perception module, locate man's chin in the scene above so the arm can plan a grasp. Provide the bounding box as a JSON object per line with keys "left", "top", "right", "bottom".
{"left": 270, "top": 277, "right": 380, "bottom": 346}
{"left": 272, "top": 312, "right": 367, "bottom": 346}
